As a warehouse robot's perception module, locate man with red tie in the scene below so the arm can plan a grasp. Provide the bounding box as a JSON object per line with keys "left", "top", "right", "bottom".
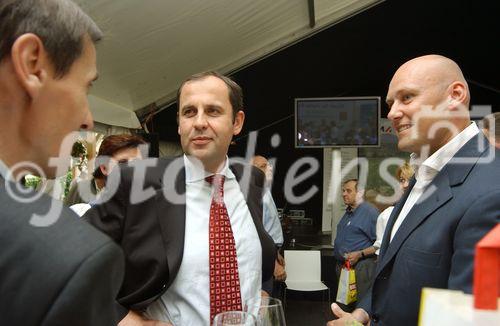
{"left": 85, "top": 71, "right": 276, "bottom": 325}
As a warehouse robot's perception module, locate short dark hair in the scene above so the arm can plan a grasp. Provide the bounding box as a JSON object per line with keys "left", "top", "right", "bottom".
{"left": 176, "top": 71, "right": 243, "bottom": 120}
{"left": 343, "top": 178, "right": 359, "bottom": 191}
{"left": 0, "top": 0, "right": 102, "bottom": 78}
{"left": 93, "top": 134, "right": 146, "bottom": 179}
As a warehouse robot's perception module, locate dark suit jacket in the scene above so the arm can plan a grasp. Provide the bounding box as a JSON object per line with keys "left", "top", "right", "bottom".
{"left": 65, "top": 178, "right": 99, "bottom": 206}
{"left": 84, "top": 157, "right": 276, "bottom": 318}
{"left": 0, "top": 177, "right": 124, "bottom": 326}
{"left": 359, "top": 134, "right": 500, "bottom": 325}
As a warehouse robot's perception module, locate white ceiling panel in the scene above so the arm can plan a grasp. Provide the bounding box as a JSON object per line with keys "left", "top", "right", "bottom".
{"left": 78, "top": 0, "right": 382, "bottom": 127}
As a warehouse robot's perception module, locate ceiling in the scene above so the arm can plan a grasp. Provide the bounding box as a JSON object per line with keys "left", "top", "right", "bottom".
{"left": 79, "top": 0, "right": 383, "bottom": 128}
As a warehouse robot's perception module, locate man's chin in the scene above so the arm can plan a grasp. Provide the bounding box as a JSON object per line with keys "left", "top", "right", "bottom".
{"left": 187, "top": 149, "right": 208, "bottom": 160}
{"left": 397, "top": 139, "right": 415, "bottom": 153}
{"left": 41, "top": 165, "right": 60, "bottom": 180}
{"left": 42, "top": 152, "right": 73, "bottom": 179}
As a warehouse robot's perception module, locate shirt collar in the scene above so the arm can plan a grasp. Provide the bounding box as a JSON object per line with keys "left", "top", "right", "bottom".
{"left": 183, "top": 154, "right": 235, "bottom": 183}
{"left": 346, "top": 201, "right": 363, "bottom": 214}
{"left": 410, "top": 122, "right": 479, "bottom": 181}
{"left": 0, "top": 159, "right": 12, "bottom": 181}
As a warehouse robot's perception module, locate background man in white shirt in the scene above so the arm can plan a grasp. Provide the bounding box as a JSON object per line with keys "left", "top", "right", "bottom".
{"left": 252, "top": 155, "right": 286, "bottom": 295}
{"left": 86, "top": 72, "right": 276, "bottom": 325}
{"left": 329, "top": 55, "right": 500, "bottom": 325}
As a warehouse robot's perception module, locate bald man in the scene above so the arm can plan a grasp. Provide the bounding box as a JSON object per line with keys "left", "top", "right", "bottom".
{"left": 251, "top": 156, "right": 284, "bottom": 247}
{"left": 329, "top": 55, "right": 500, "bottom": 325}
{"left": 252, "top": 155, "right": 286, "bottom": 295}
{"left": 482, "top": 112, "right": 500, "bottom": 149}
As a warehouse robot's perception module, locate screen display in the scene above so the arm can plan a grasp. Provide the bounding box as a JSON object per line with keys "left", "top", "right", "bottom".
{"left": 295, "top": 97, "right": 380, "bottom": 148}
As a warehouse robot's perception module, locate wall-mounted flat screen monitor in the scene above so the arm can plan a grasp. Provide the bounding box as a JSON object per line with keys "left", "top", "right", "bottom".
{"left": 295, "top": 97, "right": 381, "bottom": 148}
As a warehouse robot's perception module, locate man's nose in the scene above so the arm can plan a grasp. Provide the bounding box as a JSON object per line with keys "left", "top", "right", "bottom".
{"left": 80, "top": 109, "right": 94, "bottom": 131}
{"left": 193, "top": 112, "right": 208, "bottom": 129}
{"left": 387, "top": 103, "right": 402, "bottom": 121}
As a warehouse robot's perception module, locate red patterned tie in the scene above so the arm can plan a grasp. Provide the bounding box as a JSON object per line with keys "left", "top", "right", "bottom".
{"left": 206, "top": 174, "right": 242, "bottom": 323}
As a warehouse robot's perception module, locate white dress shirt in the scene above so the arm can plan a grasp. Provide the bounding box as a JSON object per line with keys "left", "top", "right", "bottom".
{"left": 145, "top": 155, "right": 262, "bottom": 325}
{"left": 0, "top": 159, "right": 12, "bottom": 180}
{"left": 374, "top": 206, "right": 393, "bottom": 255}
{"left": 262, "top": 190, "right": 283, "bottom": 246}
{"left": 390, "top": 122, "right": 479, "bottom": 241}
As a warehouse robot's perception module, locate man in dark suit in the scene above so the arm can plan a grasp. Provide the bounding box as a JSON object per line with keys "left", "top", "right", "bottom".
{"left": 85, "top": 72, "right": 276, "bottom": 325}
{"left": 0, "top": 1, "right": 124, "bottom": 325}
{"left": 329, "top": 55, "right": 500, "bottom": 325}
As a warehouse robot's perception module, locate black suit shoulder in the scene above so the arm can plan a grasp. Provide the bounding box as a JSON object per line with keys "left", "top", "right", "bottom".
{"left": 0, "top": 184, "right": 124, "bottom": 326}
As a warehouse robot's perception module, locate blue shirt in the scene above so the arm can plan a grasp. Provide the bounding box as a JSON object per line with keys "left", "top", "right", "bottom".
{"left": 262, "top": 190, "right": 284, "bottom": 246}
{"left": 333, "top": 201, "right": 378, "bottom": 261}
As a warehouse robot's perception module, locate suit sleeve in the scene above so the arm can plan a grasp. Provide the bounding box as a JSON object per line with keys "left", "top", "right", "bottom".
{"left": 357, "top": 287, "right": 372, "bottom": 315}
{"left": 41, "top": 241, "right": 124, "bottom": 326}
{"left": 449, "top": 189, "right": 500, "bottom": 292}
{"left": 83, "top": 168, "right": 131, "bottom": 243}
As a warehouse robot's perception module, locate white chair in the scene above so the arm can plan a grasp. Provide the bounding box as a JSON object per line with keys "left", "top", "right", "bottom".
{"left": 283, "top": 250, "right": 330, "bottom": 307}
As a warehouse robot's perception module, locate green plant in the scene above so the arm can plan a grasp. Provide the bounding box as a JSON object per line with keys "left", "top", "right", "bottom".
{"left": 71, "top": 140, "right": 88, "bottom": 173}
{"left": 71, "top": 140, "right": 87, "bottom": 158}
{"left": 24, "top": 175, "right": 42, "bottom": 190}
{"left": 62, "top": 169, "right": 73, "bottom": 199}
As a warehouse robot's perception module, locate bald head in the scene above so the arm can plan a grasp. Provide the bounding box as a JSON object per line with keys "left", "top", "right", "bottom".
{"left": 252, "top": 155, "right": 273, "bottom": 182}
{"left": 391, "top": 55, "right": 469, "bottom": 106}
{"left": 387, "top": 55, "right": 471, "bottom": 155}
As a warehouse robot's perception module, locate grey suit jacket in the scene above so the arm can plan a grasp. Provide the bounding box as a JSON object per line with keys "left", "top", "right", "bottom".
{"left": 0, "top": 177, "right": 124, "bottom": 326}
{"left": 359, "top": 134, "right": 500, "bottom": 325}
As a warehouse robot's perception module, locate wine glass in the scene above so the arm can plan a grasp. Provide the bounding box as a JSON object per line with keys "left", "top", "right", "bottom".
{"left": 212, "top": 311, "right": 258, "bottom": 326}
{"left": 244, "top": 296, "right": 286, "bottom": 326}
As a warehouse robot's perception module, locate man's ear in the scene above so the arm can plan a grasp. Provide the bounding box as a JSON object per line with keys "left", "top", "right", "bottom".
{"left": 10, "top": 33, "right": 51, "bottom": 99}
{"left": 447, "top": 81, "right": 468, "bottom": 111}
{"left": 232, "top": 110, "right": 245, "bottom": 136}
{"left": 99, "top": 164, "right": 109, "bottom": 176}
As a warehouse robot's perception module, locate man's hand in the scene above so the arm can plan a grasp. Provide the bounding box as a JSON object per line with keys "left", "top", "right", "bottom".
{"left": 118, "top": 310, "right": 172, "bottom": 326}
{"left": 274, "top": 259, "right": 287, "bottom": 281}
{"left": 277, "top": 252, "right": 285, "bottom": 266}
{"left": 327, "top": 303, "right": 370, "bottom": 326}
{"left": 345, "top": 251, "right": 362, "bottom": 266}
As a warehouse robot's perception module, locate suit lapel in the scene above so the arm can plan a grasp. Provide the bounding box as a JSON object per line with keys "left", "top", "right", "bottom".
{"left": 153, "top": 158, "right": 266, "bottom": 282}
{"left": 378, "top": 171, "right": 453, "bottom": 273}
{"left": 378, "top": 177, "right": 416, "bottom": 259}
{"left": 377, "top": 133, "right": 487, "bottom": 275}
{"left": 230, "top": 161, "right": 276, "bottom": 281}
{"left": 229, "top": 162, "right": 264, "bottom": 223}
{"left": 155, "top": 161, "right": 186, "bottom": 283}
